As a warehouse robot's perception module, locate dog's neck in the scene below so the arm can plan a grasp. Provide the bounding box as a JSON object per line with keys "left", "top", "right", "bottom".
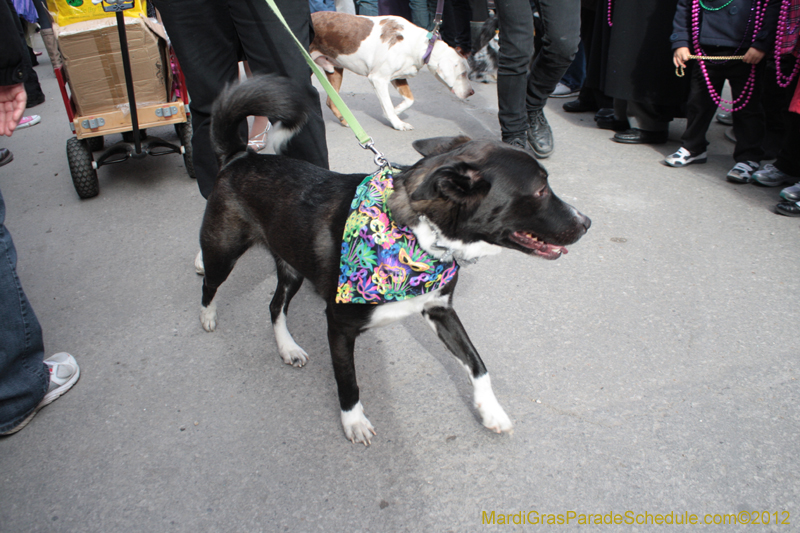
{"left": 387, "top": 173, "right": 501, "bottom": 265}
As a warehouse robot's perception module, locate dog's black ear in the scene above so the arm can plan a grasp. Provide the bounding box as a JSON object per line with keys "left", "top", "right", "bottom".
{"left": 412, "top": 136, "right": 471, "bottom": 157}
{"left": 410, "top": 163, "right": 490, "bottom": 204}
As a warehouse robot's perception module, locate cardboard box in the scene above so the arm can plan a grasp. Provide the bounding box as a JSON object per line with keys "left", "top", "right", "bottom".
{"left": 56, "top": 16, "right": 170, "bottom": 117}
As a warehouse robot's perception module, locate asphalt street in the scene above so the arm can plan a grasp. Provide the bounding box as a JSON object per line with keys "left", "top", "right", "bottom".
{"left": 1, "top": 36, "right": 799, "bottom": 532}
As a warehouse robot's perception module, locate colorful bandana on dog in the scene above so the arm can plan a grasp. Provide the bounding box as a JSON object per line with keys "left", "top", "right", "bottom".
{"left": 336, "top": 168, "right": 458, "bottom": 304}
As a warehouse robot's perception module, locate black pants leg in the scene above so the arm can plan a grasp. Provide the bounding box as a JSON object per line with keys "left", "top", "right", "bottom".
{"left": 153, "top": 0, "right": 329, "bottom": 199}
{"left": 495, "top": 0, "right": 579, "bottom": 138}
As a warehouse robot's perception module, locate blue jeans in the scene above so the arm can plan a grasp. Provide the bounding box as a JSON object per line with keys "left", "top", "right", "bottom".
{"left": 0, "top": 187, "right": 48, "bottom": 433}
{"left": 354, "top": 0, "right": 377, "bottom": 15}
{"left": 495, "top": 0, "right": 580, "bottom": 138}
{"left": 309, "top": 0, "right": 335, "bottom": 12}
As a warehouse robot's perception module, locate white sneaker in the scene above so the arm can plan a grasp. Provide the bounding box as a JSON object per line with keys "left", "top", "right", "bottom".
{"left": 550, "top": 82, "right": 579, "bottom": 98}
{"left": 663, "top": 147, "right": 707, "bottom": 167}
{"left": 1, "top": 353, "right": 80, "bottom": 436}
{"left": 195, "top": 250, "right": 205, "bottom": 276}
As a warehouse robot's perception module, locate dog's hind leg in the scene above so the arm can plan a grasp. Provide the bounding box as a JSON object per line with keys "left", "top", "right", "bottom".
{"left": 391, "top": 79, "right": 415, "bottom": 115}
{"left": 199, "top": 214, "right": 251, "bottom": 332}
{"left": 421, "top": 298, "right": 513, "bottom": 434}
{"left": 269, "top": 257, "right": 308, "bottom": 367}
{"left": 325, "top": 67, "right": 349, "bottom": 127}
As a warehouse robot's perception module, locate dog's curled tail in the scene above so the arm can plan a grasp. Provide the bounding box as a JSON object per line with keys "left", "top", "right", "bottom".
{"left": 210, "top": 75, "right": 311, "bottom": 165}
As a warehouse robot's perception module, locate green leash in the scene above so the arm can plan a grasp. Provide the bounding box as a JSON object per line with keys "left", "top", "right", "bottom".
{"left": 262, "top": 0, "right": 389, "bottom": 168}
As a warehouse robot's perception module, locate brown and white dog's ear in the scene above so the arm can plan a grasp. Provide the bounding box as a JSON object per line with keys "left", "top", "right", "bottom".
{"left": 412, "top": 136, "right": 471, "bottom": 157}
{"left": 410, "top": 162, "right": 490, "bottom": 204}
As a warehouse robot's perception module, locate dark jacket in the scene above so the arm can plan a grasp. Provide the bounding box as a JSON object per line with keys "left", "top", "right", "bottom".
{"left": 1, "top": 0, "right": 26, "bottom": 86}
{"left": 671, "top": 0, "right": 781, "bottom": 52}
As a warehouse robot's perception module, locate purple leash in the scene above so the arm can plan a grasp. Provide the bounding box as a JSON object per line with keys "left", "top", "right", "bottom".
{"left": 422, "top": 0, "right": 445, "bottom": 64}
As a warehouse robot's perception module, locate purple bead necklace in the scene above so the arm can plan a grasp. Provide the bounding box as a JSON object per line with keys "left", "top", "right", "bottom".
{"left": 692, "top": 0, "right": 767, "bottom": 112}
{"left": 774, "top": 0, "right": 800, "bottom": 88}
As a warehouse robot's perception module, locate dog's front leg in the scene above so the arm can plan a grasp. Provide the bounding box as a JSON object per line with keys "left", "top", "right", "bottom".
{"left": 422, "top": 302, "right": 513, "bottom": 434}
{"left": 326, "top": 308, "right": 376, "bottom": 445}
{"left": 368, "top": 75, "right": 413, "bottom": 131}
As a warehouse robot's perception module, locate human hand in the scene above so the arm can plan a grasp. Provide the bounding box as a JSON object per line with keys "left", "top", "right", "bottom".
{"left": 742, "top": 47, "right": 765, "bottom": 64}
{"left": 0, "top": 84, "right": 27, "bottom": 136}
{"left": 673, "top": 47, "right": 691, "bottom": 69}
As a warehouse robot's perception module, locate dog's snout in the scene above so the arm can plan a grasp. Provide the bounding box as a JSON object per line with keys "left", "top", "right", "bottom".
{"left": 579, "top": 213, "right": 591, "bottom": 232}
{"left": 467, "top": 88, "right": 475, "bottom": 97}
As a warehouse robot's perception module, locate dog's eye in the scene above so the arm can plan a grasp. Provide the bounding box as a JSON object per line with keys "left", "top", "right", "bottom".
{"left": 533, "top": 185, "right": 549, "bottom": 199}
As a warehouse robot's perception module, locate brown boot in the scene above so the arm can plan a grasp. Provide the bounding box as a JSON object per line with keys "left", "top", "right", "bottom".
{"left": 40, "top": 28, "right": 62, "bottom": 70}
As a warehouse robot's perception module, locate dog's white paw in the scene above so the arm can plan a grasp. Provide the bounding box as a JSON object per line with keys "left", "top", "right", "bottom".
{"left": 279, "top": 346, "right": 309, "bottom": 368}
{"left": 473, "top": 374, "right": 513, "bottom": 434}
{"left": 392, "top": 121, "right": 414, "bottom": 131}
{"left": 273, "top": 313, "right": 308, "bottom": 367}
{"left": 200, "top": 303, "right": 217, "bottom": 332}
{"left": 341, "top": 402, "right": 376, "bottom": 445}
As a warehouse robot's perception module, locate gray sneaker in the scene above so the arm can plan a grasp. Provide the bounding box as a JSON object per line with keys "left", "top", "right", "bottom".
{"left": 726, "top": 161, "right": 760, "bottom": 184}
{"left": 0, "top": 353, "right": 80, "bottom": 436}
{"left": 780, "top": 182, "right": 800, "bottom": 202}
{"left": 752, "top": 163, "right": 798, "bottom": 187}
{"left": 526, "top": 109, "right": 554, "bottom": 159}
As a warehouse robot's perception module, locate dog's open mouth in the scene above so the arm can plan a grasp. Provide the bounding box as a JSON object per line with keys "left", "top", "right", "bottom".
{"left": 509, "top": 231, "right": 568, "bottom": 260}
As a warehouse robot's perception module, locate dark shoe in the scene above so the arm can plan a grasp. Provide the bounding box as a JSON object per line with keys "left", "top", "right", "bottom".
{"left": 504, "top": 135, "right": 533, "bottom": 153}
{"left": 776, "top": 201, "right": 800, "bottom": 217}
{"left": 595, "top": 109, "right": 630, "bottom": 131}
{"left": 526, "top": 109, "right": 554, "bottom": 159}
{"left": 25, "top": 92, "right": 45, "bottom": 108}
{"left": 0, "top": 148, "right": 12, "bottom": 167}
{"left": 612, "top": 128, "right": 669, "bottom": 145}
{"left": 563, "top": 99, "right": 597, "bottom": 113}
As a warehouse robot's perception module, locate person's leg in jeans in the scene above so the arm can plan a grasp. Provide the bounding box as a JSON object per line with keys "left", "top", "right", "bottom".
{"left": 355, "top": 0, "right": 378, "bottom": 15}
{"left": 0, "top": 187, "right": 49, "bottom": 434}
{"left": 410, "top": 0, "right": 431, "bottom": 30}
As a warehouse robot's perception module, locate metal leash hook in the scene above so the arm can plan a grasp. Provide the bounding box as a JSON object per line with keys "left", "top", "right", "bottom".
{"left": 361, "top": 141, "right": 391, "bottom": 170}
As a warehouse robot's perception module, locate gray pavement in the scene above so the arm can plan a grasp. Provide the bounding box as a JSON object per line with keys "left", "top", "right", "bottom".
{"left": 1, "top": 38, "right": 799, "bottom": 532}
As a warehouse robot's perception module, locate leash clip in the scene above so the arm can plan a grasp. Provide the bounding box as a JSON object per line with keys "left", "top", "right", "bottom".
{"left": 361, "top": 141, "right": 390, "bottom": 169}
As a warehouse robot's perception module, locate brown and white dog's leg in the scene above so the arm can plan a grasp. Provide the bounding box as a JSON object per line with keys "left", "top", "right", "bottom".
{"left": 391, "top": 79, "right": 415, "bottom": 115}
{"left": 368, "top": 74, "right": 413, "bottom": 131}
{"left": 325, "top": 67, "right": 348, "bottom": 127}
{"left": 421, "top": 295, "right": 513, "bottom": 434}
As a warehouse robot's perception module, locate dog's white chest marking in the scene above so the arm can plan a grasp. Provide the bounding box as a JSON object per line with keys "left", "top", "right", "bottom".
{"left": 367, "top": 289, "right": 446, "bottom": 329}
{"left": 411, "top": 218, "right": 503, "bottom": 263}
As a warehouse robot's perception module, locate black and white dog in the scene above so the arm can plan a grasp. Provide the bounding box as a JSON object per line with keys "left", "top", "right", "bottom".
{"left": 199, "top": 76, "right": 590, "bottom": 444}
{"left": 468, "top": 15, "right": 499, "bottom": 83}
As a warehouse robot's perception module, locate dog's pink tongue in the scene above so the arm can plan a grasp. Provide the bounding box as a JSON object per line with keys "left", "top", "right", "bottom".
{"left": 535, "top": 243, "right": 567, "bottom": 260}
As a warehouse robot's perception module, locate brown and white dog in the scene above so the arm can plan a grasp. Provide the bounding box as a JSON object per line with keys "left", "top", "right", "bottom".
{"left": 310, "top": 11, "right": 474, "bottom": 131}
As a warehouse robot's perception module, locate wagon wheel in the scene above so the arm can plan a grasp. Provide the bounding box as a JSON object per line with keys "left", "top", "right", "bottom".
{"left": 66, "top": 137, "right": 99, "bottom": 199}
{"left": 175, "top": 122, "right": 195, "bottom": 179}
{"left": 87, "top": 136, "right": 104, "bottom": 152}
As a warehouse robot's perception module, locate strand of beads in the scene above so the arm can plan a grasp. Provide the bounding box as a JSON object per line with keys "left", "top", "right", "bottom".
{"left": 607, "top": 0, "right": 613, "bottom": 26}
{"left": 691, "top": 0, "right": 767, "bottom": 112}
{"left": 774, "top": 0, "right": 800, "bottom": 88}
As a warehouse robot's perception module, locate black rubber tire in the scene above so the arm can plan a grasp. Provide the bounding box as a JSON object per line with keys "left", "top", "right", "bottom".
{"left": 66, "top": 137, "right": 99, "bottom": 199}
{"left": 175, "top": 122, "right": 195, "bottom": 179}
{"left": 87, "top": 136, "right": 104, "bottom": 152}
